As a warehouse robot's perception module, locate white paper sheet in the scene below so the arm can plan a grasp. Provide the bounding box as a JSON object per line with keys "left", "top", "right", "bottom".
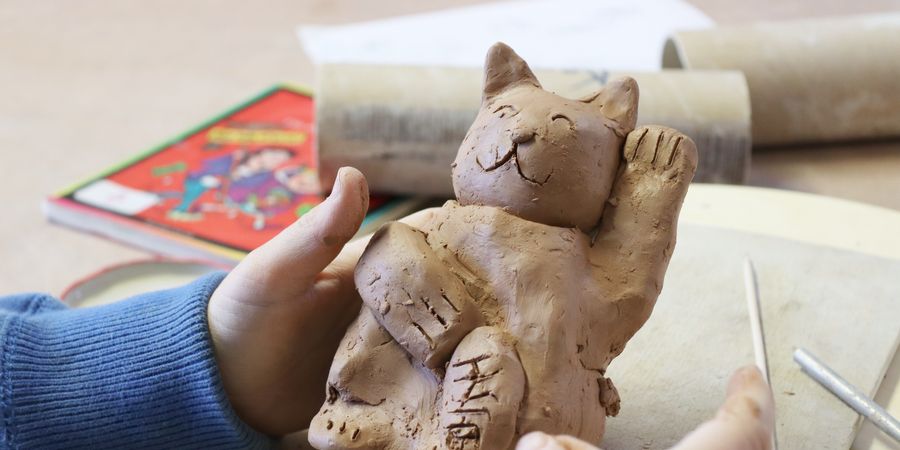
{"left": 297, "top": 0, "right": 713, "bottom": 72}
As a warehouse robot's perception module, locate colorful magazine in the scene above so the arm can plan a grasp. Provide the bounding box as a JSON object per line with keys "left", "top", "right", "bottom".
{"left": 44, "top": 85, "right": 425, "bottom": 264}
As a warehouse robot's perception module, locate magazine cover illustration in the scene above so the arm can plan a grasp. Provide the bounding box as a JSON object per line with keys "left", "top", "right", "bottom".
{"left": 57, "top": 86, "right": 388, "bottom": 252}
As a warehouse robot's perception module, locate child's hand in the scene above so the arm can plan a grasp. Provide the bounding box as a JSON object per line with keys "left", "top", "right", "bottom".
{"left": 207, "top": 167, "right": 434, "bottom": 436}
{"left": 515, "top": 366, "right": 775, "bottom": 450}
{"left": 668, "top": 366, "right": 775, "bottom": 450}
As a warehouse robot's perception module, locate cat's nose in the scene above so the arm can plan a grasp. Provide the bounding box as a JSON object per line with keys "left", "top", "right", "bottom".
{"left": 510, "top": 129, "right": 535, "bottom": 144}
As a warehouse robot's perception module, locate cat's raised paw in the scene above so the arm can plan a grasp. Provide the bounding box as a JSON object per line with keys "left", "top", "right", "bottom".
{"left": 623, "top": 125, "right": 697, "bottom": 178}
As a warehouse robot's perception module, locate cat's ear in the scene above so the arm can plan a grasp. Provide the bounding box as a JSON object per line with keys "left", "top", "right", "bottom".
{"left": 583, "top": 76, "right": 639, "bottom": 135}
{"left": 482, "top": 42, "right": 541, "bottom": 102}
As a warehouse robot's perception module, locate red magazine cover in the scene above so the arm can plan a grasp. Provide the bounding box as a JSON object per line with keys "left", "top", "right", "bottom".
{"left": 46, "top": 85, "right": 410, "bottom": 263}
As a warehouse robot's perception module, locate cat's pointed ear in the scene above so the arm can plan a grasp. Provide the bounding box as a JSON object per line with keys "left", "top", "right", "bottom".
{"left": 584, "top": 76, "right": 639, "bottom": 135}
{"left": 482, "top": 42, "right": 541, "bottom": 102}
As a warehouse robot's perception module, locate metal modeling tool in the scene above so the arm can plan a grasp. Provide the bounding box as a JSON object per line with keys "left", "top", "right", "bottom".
{"left": 743, "top": 258, "right": 779, "bottom": 449}
{"left": 794, "top": 347, "right": 900, "bottom": 443}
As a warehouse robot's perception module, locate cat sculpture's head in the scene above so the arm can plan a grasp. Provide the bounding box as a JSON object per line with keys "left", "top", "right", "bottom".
{"left": 452, "top": 43, "right": 638, "bottom": 232}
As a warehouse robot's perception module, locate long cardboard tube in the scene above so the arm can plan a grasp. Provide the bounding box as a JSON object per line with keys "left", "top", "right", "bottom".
{"left": 664, "top": 14, "right": 900, "bottom": 146}
{"left": 316, "top": 64, "right": 750, "bottom": 196}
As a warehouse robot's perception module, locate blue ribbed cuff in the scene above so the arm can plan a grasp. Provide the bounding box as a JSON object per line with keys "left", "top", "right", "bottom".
{"left": 0, "top": 272, "right": 271, "bottom": 449}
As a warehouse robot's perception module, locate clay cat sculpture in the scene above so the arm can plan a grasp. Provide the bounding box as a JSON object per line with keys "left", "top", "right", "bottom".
{"left": 309, "top": 43, "right": 697, "bottom": 450}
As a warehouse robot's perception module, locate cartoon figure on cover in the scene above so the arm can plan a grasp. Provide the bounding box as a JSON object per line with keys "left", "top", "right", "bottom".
{"left": 166, "top": 147, "right": 319, "bottom": 229}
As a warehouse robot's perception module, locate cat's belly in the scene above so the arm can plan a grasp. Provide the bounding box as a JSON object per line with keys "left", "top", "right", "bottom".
{"left": 420, "top": 201, "right": 612, "bottom": 441}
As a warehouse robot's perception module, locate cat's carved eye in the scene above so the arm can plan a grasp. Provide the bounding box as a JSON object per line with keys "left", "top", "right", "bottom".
{"left": 493, "top": 104, "right": 519, "bottom": 118}
{"left": 551, "top": 113, "right": 575, "bottom": 129}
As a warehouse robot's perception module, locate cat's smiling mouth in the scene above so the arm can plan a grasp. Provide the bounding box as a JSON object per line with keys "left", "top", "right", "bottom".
{"left": 475, "top": 139, "right": 553, "bottom": 186}
{"left": 476, "top": 142, "right": 515, "bottom": 172}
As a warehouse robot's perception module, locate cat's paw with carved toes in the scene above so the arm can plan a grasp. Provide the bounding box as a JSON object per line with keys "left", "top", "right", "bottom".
{"left": 623, "top": 125, "right": 697, "bottom": 180}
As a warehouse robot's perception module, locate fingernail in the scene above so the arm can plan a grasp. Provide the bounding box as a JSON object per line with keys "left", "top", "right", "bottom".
{"left": 329, "top": 167, "right": 347, "bottom": 199}
{"left": 733, "top": 366, "right": 764, "bottom": 391}
{"left": 517, "top": 432, "right": 557, "bottom": 449}
{"left": 721, "top": 366, "right": 773, "bottom": 422}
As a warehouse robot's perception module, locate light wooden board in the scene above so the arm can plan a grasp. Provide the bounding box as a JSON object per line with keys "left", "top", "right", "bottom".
{"left": 601, "top": 224, "right": 900, "bottom": 449}
{"left": 681, "top": 184, "right": 900, "bottom": 261}
{"left": 682, "top": 184, "right": 900, "bottom": 450}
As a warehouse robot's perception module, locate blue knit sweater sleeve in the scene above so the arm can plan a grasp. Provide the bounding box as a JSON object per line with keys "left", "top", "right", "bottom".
{"left": 0, "top": 272, "right": 272, "bottom": 449}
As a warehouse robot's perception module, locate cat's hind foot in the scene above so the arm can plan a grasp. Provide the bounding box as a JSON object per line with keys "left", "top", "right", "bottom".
{"left": 439, "top": 326, "right": 525, "bottom": 450}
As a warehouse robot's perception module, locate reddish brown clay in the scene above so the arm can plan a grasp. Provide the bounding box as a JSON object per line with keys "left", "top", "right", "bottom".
{"left": 309, "top": 42, "right": 697, "bottom": 450}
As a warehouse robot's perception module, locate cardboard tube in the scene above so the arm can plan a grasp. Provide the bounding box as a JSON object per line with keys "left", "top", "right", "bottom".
{"left": 664, "top": 14, "right": 900, "bottom": 146}
{"left": 316, "top": 64, "right": 750, "bottom": 196}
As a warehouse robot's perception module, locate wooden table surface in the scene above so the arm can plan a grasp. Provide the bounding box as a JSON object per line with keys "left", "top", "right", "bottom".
{"left": 1, "top": 0, "right": 899, "bottom": 293}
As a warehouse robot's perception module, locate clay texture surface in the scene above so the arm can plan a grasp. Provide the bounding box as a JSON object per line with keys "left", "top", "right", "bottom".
{"left": 309, "top": 43, "right": 697, "bottom": 450}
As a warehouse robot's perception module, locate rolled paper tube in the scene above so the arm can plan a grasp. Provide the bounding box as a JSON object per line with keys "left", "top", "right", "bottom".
{"left": 664, "top": 13, "right": 900, "bottom": 146}
{"left": 316, "top": 64, "right": 750, "bottom": 196}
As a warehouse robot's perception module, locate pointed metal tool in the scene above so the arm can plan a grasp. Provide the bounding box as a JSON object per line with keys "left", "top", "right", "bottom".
{"left": 794, "top": 347, "right": 900, "bottom": 443}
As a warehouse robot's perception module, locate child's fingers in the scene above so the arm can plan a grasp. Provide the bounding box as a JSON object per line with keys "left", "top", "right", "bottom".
{"left": 238, "top": 166, "right": 369, "bottom": 292}
{"left": 553, "top": 435, "right": 602, "bottom": 449}
{"left": 721, "top": 366, "right": 776, "bottom": 427}
{"left": 669, "top": 366, "right": 775, "bottom": 450}
{"left": 334, "top": 207, "right": 441, "bottom": 268}
{"left": 516, "top": 432, "right": 600, "bottom": 450}
{"left": 320, "top": 207, "right": 441, "bottom": 300}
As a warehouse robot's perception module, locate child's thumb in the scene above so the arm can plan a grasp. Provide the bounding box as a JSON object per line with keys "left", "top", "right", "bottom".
{"left": 241, "top": 166, "right": 370, "bottom": 289}
{"left": 669, "top": 366, "right": 775, "bottom": 450}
